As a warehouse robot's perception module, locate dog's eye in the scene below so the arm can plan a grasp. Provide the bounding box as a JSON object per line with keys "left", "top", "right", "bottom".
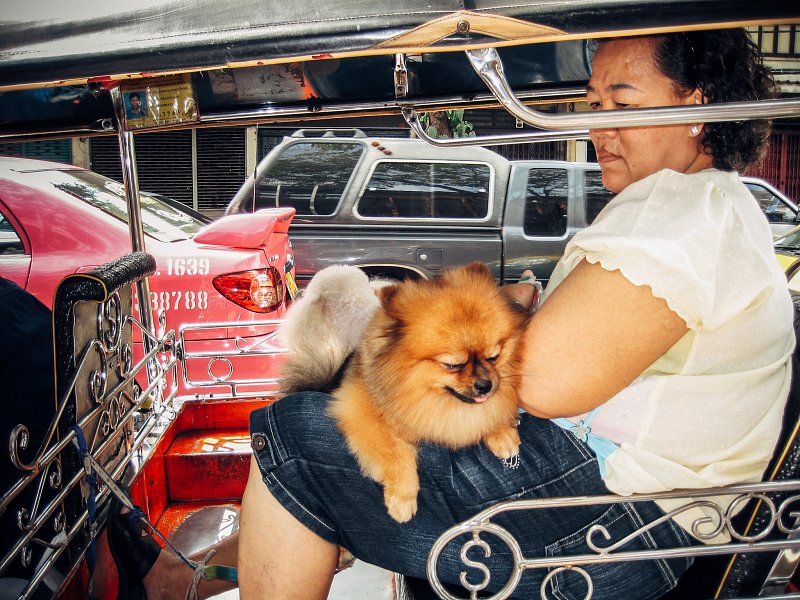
{"left": 443, "top": 362, "right": 466, "bottom": 371}
{"left": 486, "top": 353, "right": 500, "bottom": 363}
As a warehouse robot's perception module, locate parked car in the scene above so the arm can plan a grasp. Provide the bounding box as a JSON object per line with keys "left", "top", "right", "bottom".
{"left": 226, "top": 129, "right": 795, "bottom": 288}
{"left": 743, "top": 176, "right": 799, "bottom": 238}
{"left": 0, "top": 156, "right": 296, "bottom": 397}
{"left": 774, "top": 225, "right": 800, "bottom": 292}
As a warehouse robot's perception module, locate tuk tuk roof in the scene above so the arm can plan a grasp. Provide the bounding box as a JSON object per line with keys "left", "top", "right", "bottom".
{"left": 0, "top": 1, "right": 797, "bottom": 141}
{"left": 1, "top": 0, "right": 796, "bottom": 91}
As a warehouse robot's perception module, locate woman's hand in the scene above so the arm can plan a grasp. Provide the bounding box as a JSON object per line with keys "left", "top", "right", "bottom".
{"left": 501, "top": 270, "right": 540, "bottom": 312}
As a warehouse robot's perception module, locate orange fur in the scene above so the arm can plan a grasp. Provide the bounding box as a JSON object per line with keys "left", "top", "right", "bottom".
{"left": 327, "top": 262, "right": 529, "bottom": 522}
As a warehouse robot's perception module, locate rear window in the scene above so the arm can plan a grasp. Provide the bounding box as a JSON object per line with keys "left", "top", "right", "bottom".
{"left": 584, "top": 170, "right": 614, "bottom": 224}
{"left": 253, "top": 141, "right": 364, "bottom": 216}
{"left": 357, "top": 161, "right": 491, "bottom": 219}
{"left": 44, "top": 170, "right": 207, "bottom": 242}
{"left": 523, "top": 168, "right": 568, "bottom": 236}
{"left": 0, "top": 211, "right": 25, "bottom": 255}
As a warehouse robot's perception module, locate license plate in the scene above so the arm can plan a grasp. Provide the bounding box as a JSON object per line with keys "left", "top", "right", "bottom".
{"left": 285, "top": 271, "right": 299, "bottom": 300}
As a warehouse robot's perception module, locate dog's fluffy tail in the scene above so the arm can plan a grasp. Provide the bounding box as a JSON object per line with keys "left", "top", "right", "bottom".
{"left": 277, "top": 265, "right": 384, "bottom": 395}
{"left": 277, "top": 296, "right": 358, "bottom": 394}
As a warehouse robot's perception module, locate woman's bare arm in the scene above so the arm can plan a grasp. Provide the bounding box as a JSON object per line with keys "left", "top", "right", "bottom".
{"left": 518, "top": 260, "right": 688, "bottom": 419}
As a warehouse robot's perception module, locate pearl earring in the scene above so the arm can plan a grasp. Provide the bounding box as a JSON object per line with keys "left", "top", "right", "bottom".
{"left": 690, "top": 126, "right": 701, "bottom": 136}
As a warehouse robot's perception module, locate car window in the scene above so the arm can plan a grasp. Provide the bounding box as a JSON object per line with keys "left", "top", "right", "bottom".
{"left": 254, "top": 141, "right": 364, "bottom": 216}
{"left": 775, "top": 228, "right": 800, "bottom": 248}
{"left": 585, "top": 170, "right": 614, "bottom": 224}
{"left": 523, "top": 168, "right": 568, "bottom": 236}
{"left": 746, "top": 182, "right": 795, "bottom": 224}
{"left": 44, "top": 170, "right": 206, "bottom": 242}
{"left": 358, "top": 161, "right": 491, "bottom": 219}
{"left": 0, "top": 210, "right": 26, "bottom": 255}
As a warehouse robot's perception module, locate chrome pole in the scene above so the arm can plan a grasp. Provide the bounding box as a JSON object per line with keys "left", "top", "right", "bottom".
{"left": 109, "top": 87, "right": 157, "bottom": 376}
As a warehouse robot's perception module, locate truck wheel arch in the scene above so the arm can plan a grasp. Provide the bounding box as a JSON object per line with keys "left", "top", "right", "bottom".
{"left": 358, "top": 264, "right": 427, "bottom": 282}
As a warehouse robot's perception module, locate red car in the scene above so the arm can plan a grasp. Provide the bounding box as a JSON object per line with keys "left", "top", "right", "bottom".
{"left": 0, "top": 156, "right": 296, "bottom": 397}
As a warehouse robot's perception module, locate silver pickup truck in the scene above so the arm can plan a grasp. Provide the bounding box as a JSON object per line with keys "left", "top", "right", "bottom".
{"left": 226, "top": 129, "right": 797, "bottom": 286}
{"left": 226, "top": 129, "right": 614, "bottom": 287}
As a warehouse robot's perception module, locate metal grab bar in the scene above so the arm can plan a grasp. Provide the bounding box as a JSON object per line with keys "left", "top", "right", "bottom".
{"left": 401, "top": 106, "right": 590, "bottom": 147}
{"left": 466, "top": 47, "right": 800, "bottom": 130}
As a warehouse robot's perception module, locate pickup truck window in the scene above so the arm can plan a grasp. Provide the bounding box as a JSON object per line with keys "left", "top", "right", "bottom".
{"left": 357, "top": 161, "right": 491, "bottom": 219}
{"left": 254, "top": 141, "right": 364, "bottom": 216}
{"left": 524, "top": 168, "right": 568, "bottom": 236}
{"left": 585, "top": 170, "right": 615, "bottom": 224}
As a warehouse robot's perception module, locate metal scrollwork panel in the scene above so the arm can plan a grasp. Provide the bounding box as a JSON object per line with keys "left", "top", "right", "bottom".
{"left": 73, "top": 289, "right": 136, "bottom": 469}
{"left": 426, "top": 483, "right": 800, "bottom": 600}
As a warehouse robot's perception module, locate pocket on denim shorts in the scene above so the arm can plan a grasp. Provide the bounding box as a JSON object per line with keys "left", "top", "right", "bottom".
{"left": 543, "top": 502, "right": 693, "bottom": 600}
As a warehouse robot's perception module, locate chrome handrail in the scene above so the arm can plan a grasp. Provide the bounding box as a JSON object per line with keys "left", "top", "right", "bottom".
{"left": 401, "top": 106, "right": 590, "bottom": 147}
{"left": 427, "top": 480, "right": 800, "bottom": 600}
{"left": 466, "top": 47, "right": 800, "bottom": 131}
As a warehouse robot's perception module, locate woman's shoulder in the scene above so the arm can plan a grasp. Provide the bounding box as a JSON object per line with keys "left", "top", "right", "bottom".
{"left": 620, "top": 168, "right": 738, "bottom": 199}
{"left": 601, "top": 168, "right": 745, "bottom": 224}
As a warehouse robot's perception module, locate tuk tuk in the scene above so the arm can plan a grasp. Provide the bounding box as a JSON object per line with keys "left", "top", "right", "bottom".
{"left": 1, "top": 2, "right": 800, "bottom": 598}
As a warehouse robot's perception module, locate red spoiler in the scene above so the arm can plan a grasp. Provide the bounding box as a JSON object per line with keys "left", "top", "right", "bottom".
{"left": 194, "top": 207, "right": 295, "bottom": 248}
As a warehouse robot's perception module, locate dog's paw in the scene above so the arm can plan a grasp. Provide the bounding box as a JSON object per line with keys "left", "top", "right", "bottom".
{"left": 484, "top": 426, "right": 521, "bottom": 459}
{"left": 384, "top": 489, "right": 418, "bottom": 523}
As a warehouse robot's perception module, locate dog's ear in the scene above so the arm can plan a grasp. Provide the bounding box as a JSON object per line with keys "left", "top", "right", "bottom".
{"left": 373, "top": 283, "right": 409, "bottom": 338}
{"left": 445, "top": 261, "right": 494, "bottom": 286}
{"left": 461, "top": 261, "right": 493, "bottom": 278}
{"left": 376, "top": 283, "right": 401, "bottom": 310}
{"left": 465, "top": 261, "right": 494, "bottom": 283}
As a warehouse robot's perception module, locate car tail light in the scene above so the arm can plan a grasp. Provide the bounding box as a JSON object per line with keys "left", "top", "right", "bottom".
{"left": 212, "top": 267, "right": 285, "bottom": 313}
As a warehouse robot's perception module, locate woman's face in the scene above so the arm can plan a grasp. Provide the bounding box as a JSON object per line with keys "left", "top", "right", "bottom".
{"left": 587, "top": 37, "right": 713, "bottom": 193}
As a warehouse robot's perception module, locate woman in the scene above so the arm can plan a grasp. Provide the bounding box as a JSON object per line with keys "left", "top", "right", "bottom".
{"left": 237, "top": 29, "right": 792, "bottom": 599}
{"left": 113, "top": 28, "right": 792, "bottom": 600}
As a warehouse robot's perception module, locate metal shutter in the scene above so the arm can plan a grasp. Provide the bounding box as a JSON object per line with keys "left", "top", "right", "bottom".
{"left": 90, "top": 132, "right": 194, "bottom": 205}
{"left": 0, "top": 139, "right": 72, "bottom": 163}
{"left": 196, "top": 128, "right": 246, "bottom": 218}
{"left": 90, "top": 136, "right": 123, "bottom": 181}
{"left": 135, "top": 131, "right": 194, "bottom": 205}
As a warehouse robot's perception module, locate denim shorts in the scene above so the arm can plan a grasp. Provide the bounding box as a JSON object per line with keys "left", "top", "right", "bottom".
{"left": 249, "top": 392, "right": 694, "bottom": 599}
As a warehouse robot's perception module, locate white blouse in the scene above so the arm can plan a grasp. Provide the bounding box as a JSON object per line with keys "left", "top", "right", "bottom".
{"left": 544, "top": 168, "right": 795, "bottom": 541}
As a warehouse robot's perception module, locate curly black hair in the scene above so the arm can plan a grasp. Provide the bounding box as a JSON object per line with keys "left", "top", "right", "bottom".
{"left": 651, "top": 29, "right": 777, "bottom": 172}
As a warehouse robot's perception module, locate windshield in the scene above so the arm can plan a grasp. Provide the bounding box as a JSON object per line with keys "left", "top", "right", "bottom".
{"left": 44, "top": 169, "right": 209, "bottom": 242}
{"left": 775, "top": 227, "right": 800, "bottom": 249}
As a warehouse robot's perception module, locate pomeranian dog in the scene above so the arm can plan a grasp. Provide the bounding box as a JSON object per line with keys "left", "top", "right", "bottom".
{"left": 278, "top": 262, "right": 529, "bottom": 522}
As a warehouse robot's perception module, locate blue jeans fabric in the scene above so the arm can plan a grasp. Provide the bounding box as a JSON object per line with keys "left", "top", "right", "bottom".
{"left": 249, "top": 392, "right": 695, "bottom": 599}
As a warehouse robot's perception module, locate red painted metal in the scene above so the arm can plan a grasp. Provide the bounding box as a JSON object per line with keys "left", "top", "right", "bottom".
{"left": 0, "top": 157, "right": 295, "bottom": 398}
{"left": 156, "top": 500, "right": 242, "bottom": 539}
{"left": 751, "top": 130, "right": 800, "bottom": 202}
{"left": 165, "top": 428, "right": 253, "bottom": 501}
{"left": 130, "top": 398, "right": 273, "bottom": 520}
{"left": 176, "top": 397, "right": 273, "bottom": 431}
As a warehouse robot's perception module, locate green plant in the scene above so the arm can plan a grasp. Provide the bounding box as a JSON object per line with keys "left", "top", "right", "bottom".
{"left": 418, "top": 110, "right": 475, "bottom": 139}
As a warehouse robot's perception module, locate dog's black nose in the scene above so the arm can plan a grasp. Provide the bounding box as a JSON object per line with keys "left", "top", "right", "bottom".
{"left": 474, "top": 379, "right": 493, "bottom": 395}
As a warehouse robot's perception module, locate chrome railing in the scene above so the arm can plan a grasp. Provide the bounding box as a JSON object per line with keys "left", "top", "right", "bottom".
{"left": 428, "top": 481, "right": 800, "bottom": 600}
